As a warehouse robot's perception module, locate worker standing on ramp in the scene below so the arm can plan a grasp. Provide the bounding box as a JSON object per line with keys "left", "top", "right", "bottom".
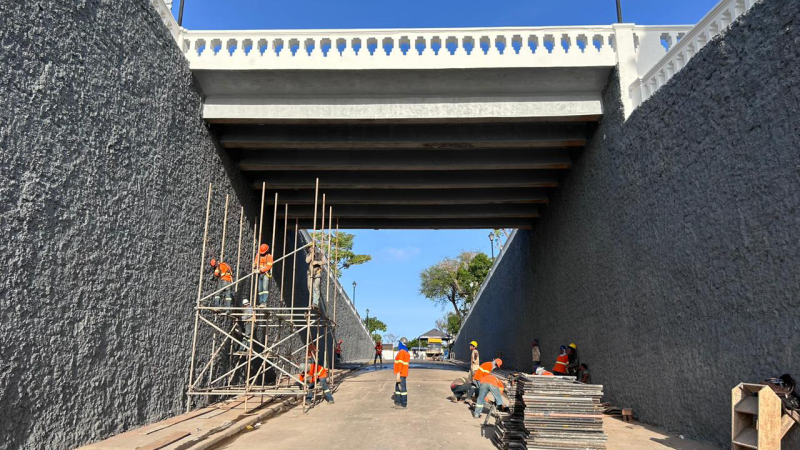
{"left": 393, "top": 338, "right": 410, "bottom": 409}
{"left": 469, "top": 341, "right": 480, "bottom": 379}
{"left": 553, "top": 345, "right": 569, "bottom": 375}
{"left": 373, "top": 339, "right": 383, "bottom": 366}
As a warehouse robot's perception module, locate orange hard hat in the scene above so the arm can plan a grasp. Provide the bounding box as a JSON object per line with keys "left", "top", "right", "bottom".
{"left": 494, "top": 358, "right": 503, "bottom": 367}
{"left": 259, "top": 244, "right": 269, "bottom": 254}
{"left": 209, "top": 258, "right": 217, "bottom": 267}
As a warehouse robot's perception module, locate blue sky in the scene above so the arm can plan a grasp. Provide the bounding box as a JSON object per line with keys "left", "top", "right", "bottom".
{"left": 170, "top": 0, "right": 721, "bottom": 338}
{"left": 174, "top": 0, "right": 720, "bottom": 30}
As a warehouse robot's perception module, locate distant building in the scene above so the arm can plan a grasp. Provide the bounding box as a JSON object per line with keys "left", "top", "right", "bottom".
{"left": 419, "top": 329, "right": 452, "bottom": 360}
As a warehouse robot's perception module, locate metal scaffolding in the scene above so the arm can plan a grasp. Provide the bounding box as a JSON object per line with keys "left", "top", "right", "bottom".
{"left": 186, "top": 179, "right": 340, "bottom": 413}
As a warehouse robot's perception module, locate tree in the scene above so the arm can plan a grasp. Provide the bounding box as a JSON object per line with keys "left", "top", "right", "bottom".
{"left": 419, "top": 251, "right": 493, "bottom": 320}
{"left": 436, "top": 311, "right": 463, "bottom": 336}
{"left": 311, "top": 231, "right": 371, "bottom": 277}
{"left": 363, "top": 316, "right": 387, "bottom": 343}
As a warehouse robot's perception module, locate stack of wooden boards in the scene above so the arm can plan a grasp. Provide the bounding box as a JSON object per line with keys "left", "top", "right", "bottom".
{"left": 491, "top": 378, "right": 528, "bottom": 449}
{"left": 520, "top": 374, "right": 607, "bottom": 449}
{"left": 491, "top": 372, "right": 607, "bottom": 449}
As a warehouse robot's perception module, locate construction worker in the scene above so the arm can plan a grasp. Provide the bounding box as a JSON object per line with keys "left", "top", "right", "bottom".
{"left": 335, "top": 339, "right": 343, "bottom": 362}
{"left": 305, "top": 248, "right": 327, "bottom": 309}
{"left": 578, "top": 363, "right": 591, "bottom": 384}
{"left": 210, "top": 258, "right": 233, "bottom": 310}
{"left": 393, "top": 338, "right": 410, "bottom": 409}
{"left": 373, "top": 340, "right": 383, "bottom": 366}
{"left": 239, "top": 298, "right": 254, "bottom": 349}
{"left": 531, "top": 339, "right": 541, "bottom": 373}
{"left": 255, "top": 244, "right": 273, "bottom": 306}
{"left": 469, "top": 358, "right": 502, "bottom": 402}
{"left": 450, "top": 376, "right": 472, "bottom": 402}
{"left": 553, "top": 345, "right": 569, "bottom": 375}
{"left": 472, "top": 373, "right": 506, "bottom": 419}
{"left": 535, "top": 366, "right": 555, "bottom": 376}
{"left": 567, "top": 343, "right": 580, "bottom": 377}
{"left": 299, "top": 363, "right": 334, "bottom": 404}
{"left": 469, "top": 341, "right": 480, "bottom": 379}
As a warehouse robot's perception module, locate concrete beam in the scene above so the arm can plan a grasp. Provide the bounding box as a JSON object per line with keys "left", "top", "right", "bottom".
{"left": 237, "top": 149, "right": 573, "bottom": 171}
{"left": 248, "top": 170, "right": 560, "bottom": 189}
{"left": 219, "top": 122, "right": 588, "bottom": 149}
{"left": 276, "top": 204, "right": 539, "bottom": 219}
{"left": 260, "top": 188, "right": 551, "bottom": 205}
{"left": 289, "top": 218, "right": 535, "bottom": 230}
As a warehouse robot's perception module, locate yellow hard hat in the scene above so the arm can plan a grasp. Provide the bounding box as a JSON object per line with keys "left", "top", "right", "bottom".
{"left": 470, "top": 341, "right": 478, "bottom": 348}
{"left": 569, "top": 343, "right": 577, "bottom": 349}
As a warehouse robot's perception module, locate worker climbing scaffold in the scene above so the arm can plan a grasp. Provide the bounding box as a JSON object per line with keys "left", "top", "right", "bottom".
{"left": 185, "top": 179, "right": 344, "bottom": 414}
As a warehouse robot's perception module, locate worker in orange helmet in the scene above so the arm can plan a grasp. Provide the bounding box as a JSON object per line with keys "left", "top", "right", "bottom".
{"left": 472, "top": 373, "right": 507, "bottom": 419}
{"left": 553, "top": 345, "right": 570, "bottom": 375}
{"left": 209, "top": 258, "right": 233, "bottom": 310}
{"left": 393, "top": 338, "right": 411, "bottom": 409}
{"left": 469, "top": 358, "right": 502, "bottom": 401}
{"left": 299, "top": 363, "right": 334, "bottom": 404}
{"left": 255, "top": 244, "right": 273, "bottom": 306}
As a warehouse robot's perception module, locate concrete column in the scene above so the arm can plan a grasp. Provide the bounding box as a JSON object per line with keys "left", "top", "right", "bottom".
{"left": 613, "top": 24, "right": 639, "bottom": 119}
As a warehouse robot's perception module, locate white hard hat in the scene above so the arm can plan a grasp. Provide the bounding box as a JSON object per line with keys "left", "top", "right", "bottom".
{"left": 242, "top": 299, "right": 250, "bottom": 305}
{"left": 535, "top": 367, "right": 545, "bottom": 375}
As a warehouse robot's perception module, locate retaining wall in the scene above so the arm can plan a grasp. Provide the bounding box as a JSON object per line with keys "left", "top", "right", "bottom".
{"left": 455, "top": 0, "right": 800, "bottom": 446}
{"left": 0, "top": 1, "right": 257, "bottom": 449}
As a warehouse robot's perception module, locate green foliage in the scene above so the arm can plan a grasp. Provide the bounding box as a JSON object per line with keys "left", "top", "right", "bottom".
{"left": 435, "top": 312, "right": 463, "bottom": 335}
{"left": 419, "top": 251, "right": 493, "bottom": 319}
{"left": 311, "top": 231, "right": 372, "bottom": 277}
{"left": 407, "top": 338, "right": 422, "bottom": 349}
{"left": 371, "top": 333, "right": 383, "bottom": 342}
{"left": 363, "top": 316, "right": 387, "bottom": 335}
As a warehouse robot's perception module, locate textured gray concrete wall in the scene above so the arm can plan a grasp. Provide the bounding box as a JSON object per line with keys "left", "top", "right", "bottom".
{"left": 0, "top": 1, "right": 259, "bottom": 449}
{"left": 456, "top": 0, "right": 800, "bottom": 447}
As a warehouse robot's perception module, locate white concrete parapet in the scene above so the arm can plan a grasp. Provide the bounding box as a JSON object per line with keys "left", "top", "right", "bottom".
{"left": 180, "top": 26, "right": 620, "bottom": 70}
{"left": 629, "top": 0, "right": 759, "bottom": 109}
{"left": 150, "top": 0, "right": 181, "bottom": 42}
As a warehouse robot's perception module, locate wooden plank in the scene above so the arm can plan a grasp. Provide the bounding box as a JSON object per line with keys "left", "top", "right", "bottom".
{"left": 136, "top": 431, "right": 190, "bottom": 450}
{"left": 143, "top": 407, "right": 216, "bottom": 435}
{"left": 781, "top": 414, "right": 797, "bottom": 439}
{"left": 732, "top": 427, "right": 757, "bottom": 449}
{"left": 734, "top": 396, "right": 759, "bottom": 415}
{"left": 757, "top": 386, "right": 782, "bottom": 450}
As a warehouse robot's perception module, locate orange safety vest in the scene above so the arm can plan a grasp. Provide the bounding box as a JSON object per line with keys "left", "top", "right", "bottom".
{"left": 553, "top": 354, "right": 569, "bottom": 374}
{"left": 394, "top": 349, "right": 410, "bottom": 378}
{"left": 256, "top": 254, "right": 273, "bottom": 274}
{"left": 481, "top": 374, "right": 504, "bottom": 391}
{"left": 216, "top": 262, "right": 232, "bottom": 282}
{"left": 300, "top": 364, "right": 327, "bottom": 383}
{"left": 474, "top": 361, "right": 493, "bottom": 382}
{"left": 538, "top": 369, "right": 555, "bottom": 376}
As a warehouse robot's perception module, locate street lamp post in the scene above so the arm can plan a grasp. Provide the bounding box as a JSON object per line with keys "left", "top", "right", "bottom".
{"left": 616, "top": 0, "right": 623, "bottom": 23}
{"left": 352, "top": 281, "right": 357, "bottom": 308}
{"left": 366, "top": 308, "right": 370, "bottom": 335}
{"left": 488, "top": 232, "right": 495, "bottom": 260}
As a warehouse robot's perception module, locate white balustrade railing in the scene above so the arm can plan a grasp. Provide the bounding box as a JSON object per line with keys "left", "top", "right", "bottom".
{"left": 179, "top": 26, "right": 620, "bottom": 70}
{"left": 629, "top": 0, "right": 759, "bottom": 108}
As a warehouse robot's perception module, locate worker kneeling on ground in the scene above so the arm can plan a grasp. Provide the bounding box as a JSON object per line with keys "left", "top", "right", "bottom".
{"left": 450, "top": 376, "right": 472, "bottom": 402}
{"left": 393, "top": 338, "right": 410, "bottom": 409}
{"left": 299, "top": 363, "right": 334, "bottom": 404}
{"left": 535, "top": 367, "right": 555, "bottom": 376}
{"left": 472, "top": 373, "right": 507, "bottom": 419}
